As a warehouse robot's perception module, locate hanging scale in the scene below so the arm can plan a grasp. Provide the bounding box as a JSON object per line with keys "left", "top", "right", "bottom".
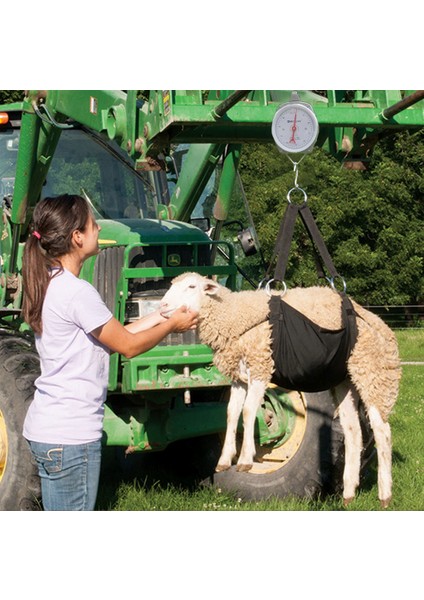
{"left": 271, "top": 91, "right": 319, "bottom": 155}
{"left": 271, "top": 90, "right": 319, "bottom": 201}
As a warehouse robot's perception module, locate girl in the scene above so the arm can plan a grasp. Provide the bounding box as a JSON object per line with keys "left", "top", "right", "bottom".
{"left": 21, "top": 194, "right": 198, "bottom": 511}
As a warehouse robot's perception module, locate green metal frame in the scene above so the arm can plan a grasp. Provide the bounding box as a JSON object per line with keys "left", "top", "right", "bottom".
{"left": 102, "top": 395, "right": 229, "bottom": 451}
{"left": 3, "top": 89, "right": 424, "bottom": 238}
{"left": 1, "top": 89, "right": 424, "bottom": 456}
{"left": 99, "top": 239, "right": 237, "bottom": 451}
{"left": 110, "top": 240, "right": 237, "bottom": 392}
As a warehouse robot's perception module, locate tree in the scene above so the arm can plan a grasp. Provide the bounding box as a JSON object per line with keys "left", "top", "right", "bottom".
{"left": 1, "top": 90, "right": 422, "bottom": 305}
{"left": 0, "top": 91, "right": 24, "bottom": 104}
{"left": 238, "top": 130, "right": 424, "bottom": 306}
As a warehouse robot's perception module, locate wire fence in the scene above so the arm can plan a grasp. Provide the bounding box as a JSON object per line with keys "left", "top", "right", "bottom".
{"left": 366, "top": 305, "right": 424, "bottom": 329}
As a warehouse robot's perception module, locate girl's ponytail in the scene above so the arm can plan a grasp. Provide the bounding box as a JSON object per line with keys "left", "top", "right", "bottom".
{"left": 21, "top": 194, "right": 90, "bottom": 334}
{"left": 22, "top": 228, "right": 58, "bottom": 334}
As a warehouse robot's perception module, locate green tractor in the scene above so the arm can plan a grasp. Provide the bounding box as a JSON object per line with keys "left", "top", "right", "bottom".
{"left": 0, "top": 90, "right": 423, "bottom": 510}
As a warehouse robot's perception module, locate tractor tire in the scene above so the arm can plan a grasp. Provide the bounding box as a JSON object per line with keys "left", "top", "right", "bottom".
{"left": 212, "top": 388, "right": 374, "bottom": 501}
{"left": 0, "top": 333, "right": 41, "bottom": 510}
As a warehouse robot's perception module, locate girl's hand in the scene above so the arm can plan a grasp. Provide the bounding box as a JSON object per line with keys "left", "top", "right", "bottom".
{"left": 168, "top": 306, "right": 199, "bottom": 332}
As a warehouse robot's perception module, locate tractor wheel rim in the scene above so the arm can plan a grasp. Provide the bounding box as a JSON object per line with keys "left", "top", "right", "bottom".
{"left": 249, "top": 390, "right": 307, "bottom": 475}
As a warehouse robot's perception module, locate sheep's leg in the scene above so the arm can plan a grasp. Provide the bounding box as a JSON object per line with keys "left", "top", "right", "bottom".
{"left": 336, "top": 382, "right": 362, "bottom": 505}
{"left": 237, "top": 379, "right": 267, "bottom": 472}
{"left": 367, "top": 405, "right": 392, "bottom": 508}
{"left": 216, "top": 382, "right": 247, "bottom": 472}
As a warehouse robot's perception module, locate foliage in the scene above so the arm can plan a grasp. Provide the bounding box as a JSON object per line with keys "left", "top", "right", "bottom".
{"left": 238, "top": 130, "right": 424, "bottom": 305}
{"left": 0, "top": 90, "right": 24, "bottom": 104}
{"left": 1, "top": 90, "right": 422, "bottom": 304}
{"left": 45, "top": 157, "right": 101, "bottom": 202}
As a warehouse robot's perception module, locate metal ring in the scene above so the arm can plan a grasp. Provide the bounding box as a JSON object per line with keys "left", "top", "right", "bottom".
{"left": 286, "top": 187, "right": 308, "bottom": 204}
{"left": 257, "top": 278, "right": 268, "bottom": 290}
{"left": 265, "top": 278, "right": 287, "bottom": 297}
{"left": 326, "top": 276, "right": 347, "bottom": 294}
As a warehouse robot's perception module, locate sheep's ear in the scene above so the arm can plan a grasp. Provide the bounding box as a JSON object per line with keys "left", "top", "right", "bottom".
{"left": 203, "top": 280, "right": 220, "bottom": 296}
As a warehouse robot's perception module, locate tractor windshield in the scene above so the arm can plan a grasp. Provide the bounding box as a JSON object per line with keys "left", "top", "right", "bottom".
{"left": 0, "top": 126, "right": 167, "bottom": 220}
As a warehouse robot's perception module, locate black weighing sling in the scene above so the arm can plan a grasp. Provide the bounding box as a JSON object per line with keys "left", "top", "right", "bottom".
{"left": 267, "top": 199, "right": 358, "bottom": 392}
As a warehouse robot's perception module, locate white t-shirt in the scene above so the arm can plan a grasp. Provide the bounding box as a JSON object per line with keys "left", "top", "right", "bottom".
{"left": 23, "top": 268, "right": 113, "bottom": 444}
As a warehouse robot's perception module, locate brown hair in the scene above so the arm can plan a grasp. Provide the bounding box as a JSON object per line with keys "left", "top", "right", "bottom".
{"left": 22, "top": 194, "right": 91, "bottom": 334}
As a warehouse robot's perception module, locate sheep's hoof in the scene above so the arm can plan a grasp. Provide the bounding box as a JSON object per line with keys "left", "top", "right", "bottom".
{"left": 380, "top": 497, "right": 391, "bottom": 509}
{"left": 215, "top": 463, "right": 231, "bottom": 472}
{"left": 236, "top": 463, "right": 253, "bottom": 472}
{"left": 343, "top": 496, "right": 354, "bottom": 507}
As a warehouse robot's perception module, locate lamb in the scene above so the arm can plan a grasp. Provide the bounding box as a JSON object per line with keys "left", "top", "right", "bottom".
{"left": 160, "top": 272, "right": 401, "bottom": 507}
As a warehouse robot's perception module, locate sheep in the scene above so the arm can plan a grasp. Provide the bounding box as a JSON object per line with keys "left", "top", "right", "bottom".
{"left": 160, "top": 272, "right": 401, "bottom": 507}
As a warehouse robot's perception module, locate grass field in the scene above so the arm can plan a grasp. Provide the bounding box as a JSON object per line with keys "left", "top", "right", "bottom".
{"left": 97, "top": 329, "right": 424, "bottom": 511}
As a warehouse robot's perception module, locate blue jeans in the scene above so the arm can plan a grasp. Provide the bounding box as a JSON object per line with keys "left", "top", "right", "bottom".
{"left": 27, "top": 440, "right": 102, "bottom": 511}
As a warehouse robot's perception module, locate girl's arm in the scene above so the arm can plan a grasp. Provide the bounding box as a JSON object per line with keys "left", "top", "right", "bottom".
{"left": 124, "top": 309, "right": 167, "bottom": 333}
{"left": 91, "top": 306, "right": 198, "bottom": 358}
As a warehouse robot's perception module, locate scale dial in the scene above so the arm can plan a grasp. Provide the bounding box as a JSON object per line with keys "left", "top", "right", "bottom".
{"left": 272, "top": 102, "right": 319, "bottom": 154}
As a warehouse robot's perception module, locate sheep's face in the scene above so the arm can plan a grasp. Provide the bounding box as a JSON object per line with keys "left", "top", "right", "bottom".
{"left": 160, "top": 273, "right": 220, "bottom": 316}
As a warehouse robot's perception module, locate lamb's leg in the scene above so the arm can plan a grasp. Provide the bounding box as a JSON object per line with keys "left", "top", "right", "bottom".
{"left": 216, "top": 382, "right": 247, "bottom": 472}
{"left": 335, "top": 382, "right": 362, "bottom": 505}
{"left": 237, "top": 379, "right": 267, "bottom": 472}
{"left": 367, "top": 405, "right": 392, "bottom": 508}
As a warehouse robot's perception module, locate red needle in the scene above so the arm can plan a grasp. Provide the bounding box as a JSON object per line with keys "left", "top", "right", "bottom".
{"left": 289, "top": 110, "right": 297, "bottom": 143}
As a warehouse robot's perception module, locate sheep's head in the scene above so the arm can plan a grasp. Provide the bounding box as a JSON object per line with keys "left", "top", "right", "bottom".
{"left": 160, "top": 272, "right": 222, "bottom": 316}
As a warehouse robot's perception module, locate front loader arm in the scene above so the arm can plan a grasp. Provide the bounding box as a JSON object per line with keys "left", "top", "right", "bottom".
{"left": 8, "top": 88, "right": 424, "bottom": 273}
{"left": 15, "top": 89, "right": 424, "bottom": 221}
{"left": 12, "top": 90, "right": 129, "bottom": 225}
{"left": 11, "top": 90, "right": 254, "bottom": 230}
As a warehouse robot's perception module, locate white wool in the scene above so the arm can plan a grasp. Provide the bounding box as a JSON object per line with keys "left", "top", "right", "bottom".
{"left": 162, "top": 272, "right": 401, "bottom": 507}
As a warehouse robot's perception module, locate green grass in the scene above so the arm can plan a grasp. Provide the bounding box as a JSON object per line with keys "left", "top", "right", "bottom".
{"left": 97, "top": 329, "right": 424, "bottom": 511}
{"left": 395, "top": 328, "right": 424, "bottom": 362}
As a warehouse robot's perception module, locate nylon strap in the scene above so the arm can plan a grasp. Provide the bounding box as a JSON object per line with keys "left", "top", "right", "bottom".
{"left": 267, "top": 202, "right": 298, "bottom": 282}
{"left": 268, "top": 199, "right": 359, "bottom": 355}
{"left": 297, "top": 203, "right": 339, "bottom": 280}
{"left": 270, "top": 202, "right": 340, "bottom": 284}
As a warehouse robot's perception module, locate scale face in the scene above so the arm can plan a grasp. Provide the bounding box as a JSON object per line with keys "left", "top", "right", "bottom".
{"left": 272, "top": 101, "right": 319, "bottom": 154}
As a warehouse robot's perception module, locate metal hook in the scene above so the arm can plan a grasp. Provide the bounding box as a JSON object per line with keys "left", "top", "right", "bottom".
{"left": 287, "top": 154, "right": 306, "bottom": 190}
{"left": 293, "top": 162, "right": 300, "bottom": 188}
